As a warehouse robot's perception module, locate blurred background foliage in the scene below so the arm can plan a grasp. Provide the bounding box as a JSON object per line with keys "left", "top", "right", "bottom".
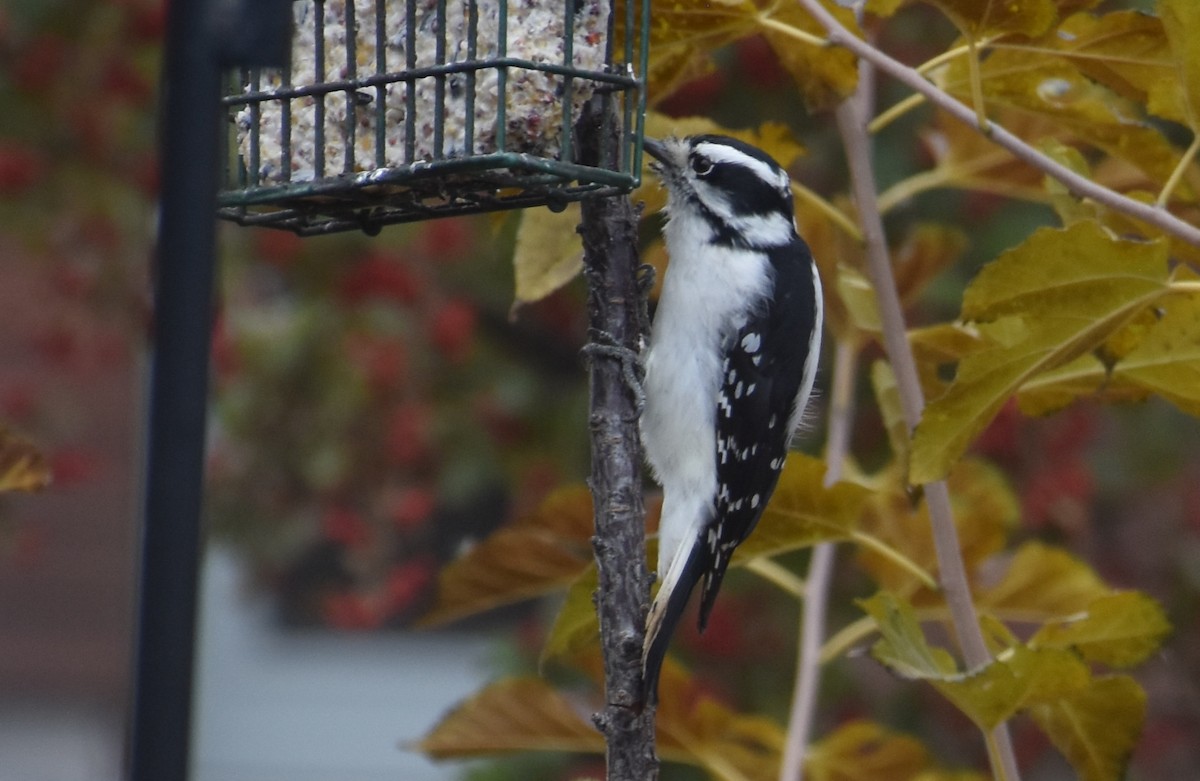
{"left": 1, "top": 0, "right": 1199, "bottom": 780}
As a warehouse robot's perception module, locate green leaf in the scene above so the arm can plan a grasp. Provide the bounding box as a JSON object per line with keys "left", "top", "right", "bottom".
{"left": 934, "top": 644, "right": 1090, "bottom": 730}
{"left": 860, "top": 592, "right": 958, "bottom": 679}
{"left": 412, "top": 676, "right": 604, "bottom": 759}
{"left": 1031, "top": 591, "right": 1171, "bottom": 668}
{"left": 911, "top": 221, "right": 1170, "bottom": 483}
{"left": 511, "top": 203, "right": 583, "bottom": 309}
{"left": 540, "top": 567, "right": 600, "bottom": 667}
{"left": 862, "top": 597, "right": 1093, "bottom": 733}
{"left": 419, "top": 486, "right": 594, "bottom": 626}
{"left": 1028, "top": 675, "right": 1147, "bottom": 781}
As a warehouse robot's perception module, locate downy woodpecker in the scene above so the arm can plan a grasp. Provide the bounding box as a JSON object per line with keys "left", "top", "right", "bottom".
{"left": 640, "top": 135, "right": 823, "bottom": 702}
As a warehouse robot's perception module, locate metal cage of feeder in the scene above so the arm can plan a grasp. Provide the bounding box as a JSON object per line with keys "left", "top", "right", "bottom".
{"left": 217, "top": 0, "right": 649, "bottom": 235}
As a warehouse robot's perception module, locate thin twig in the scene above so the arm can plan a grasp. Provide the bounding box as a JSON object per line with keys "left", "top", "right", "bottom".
{"left": 778, "top": 543, "right": 835, "bottom": 781}
{"left": 789, "top": 0, "right": 1200, "bottom": 249}
{"left": 830, "top": 33, "right": 1023, "bottom": 781}
{"left": 776, "top": 340, "right": 861, "bottom": 781}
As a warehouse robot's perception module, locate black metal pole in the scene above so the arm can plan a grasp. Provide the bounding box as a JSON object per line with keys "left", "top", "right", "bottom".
{"left": 130, "top": 0, "right": 222, "bottom": 778}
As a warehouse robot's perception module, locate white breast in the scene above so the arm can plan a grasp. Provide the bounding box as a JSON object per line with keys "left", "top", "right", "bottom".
{"left": 641, "top": 203, "right": 773, "bottom": 573}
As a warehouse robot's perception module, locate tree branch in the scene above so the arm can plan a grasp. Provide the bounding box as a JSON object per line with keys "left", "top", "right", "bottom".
{"left": 792, "top": 0, "right": 1200, "bottom": 249}
{"left": 577, "top": 93, "right": 658, "bottom": 781}
{"left": 831, "top": 35, "right": 1023, "bottom": 781}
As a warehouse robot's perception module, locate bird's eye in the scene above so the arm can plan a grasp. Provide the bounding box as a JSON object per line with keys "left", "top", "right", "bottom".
{"left": 690, "top": 156, "right": 714, "bottom": 177}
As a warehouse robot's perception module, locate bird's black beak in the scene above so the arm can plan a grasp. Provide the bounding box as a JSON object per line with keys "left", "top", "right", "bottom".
{"left": 643, "top": 136, "right": 668, "bottom": 164}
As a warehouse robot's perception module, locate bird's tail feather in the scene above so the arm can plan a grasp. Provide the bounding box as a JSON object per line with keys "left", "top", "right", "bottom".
{"left": 642, "top": 541, "right": 705, "bottom": 705}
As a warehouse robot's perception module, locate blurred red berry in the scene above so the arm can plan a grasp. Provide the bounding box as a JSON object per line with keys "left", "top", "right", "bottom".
{"left": 13, "top": 34, "right": 67, "bottom": 93}
{"left": 127, "top": 1, "right": 167, "bottom": 42}
{"left": 384, "top": 403, "right": 432, "bottom": 466}
{"left": 322, "top": 591, "right": 384, "bottom": 630}
{"left": 680, "top": 597, "right": 745, "bottom": 660}
{"left": 420, "top": 218, "right": 472, "bottom": 260}
{"left": 0, "top": 384, "right": 37, "bottom": 422}
{"left": 0, "top": 142, "right": 45, "bottom": 195}
{"left": 321, "top": 506, "right": 372, "bottom": 548}
{"left": 210, "top": 315, "right": 240, "bottom": 380}
{"left": 384, "top": 556, "right": 437, "bottom": 613}
{"left": 253, "top": 228, "right": 304, "bottom": 269}
{"left": 736, "top": 35, "right": 787, "bottom": 88}
{"left": 974, "top": 398, "right": 1021, "bottom": 461}
{"left": 474, "top": 394, "right": 527, "bottom": 446}
{"left": 430, "top": 298, "right": 477, "bottom": 363}
{"left": 51, "top": 447, "right": 99, "bottom": 485}
{"left": 32, "top": 324, "right": 77, "bottom": 366}
{"left": 102, "top": 58, "right": 152, "bottom": 104}
{"left": 339, "top": 251, "right": 421, "bottom": 306}
{"left": 390, "top": 487, "right": 436, "bottom": 532}
{"left": 657, "top": 70, "right": 726, "bottom": 117}
{"left": 345, "top": 334, "right": 408, "bottom": 392}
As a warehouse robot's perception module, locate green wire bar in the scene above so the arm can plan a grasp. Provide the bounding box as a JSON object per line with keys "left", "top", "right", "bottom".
{"left": 218, "top": 0, "right": 649, "bottom": 235}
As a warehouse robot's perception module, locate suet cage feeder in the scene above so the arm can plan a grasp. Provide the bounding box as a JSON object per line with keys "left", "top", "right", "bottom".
{"left": 217, "top": 0, "right": 649, "bottom": 235}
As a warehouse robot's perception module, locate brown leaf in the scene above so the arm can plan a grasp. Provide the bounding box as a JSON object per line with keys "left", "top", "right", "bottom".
{"left": 419, "top": 486, "right": 594, "bottom": 626}
{"left": 411, "top": 676, "right": 603, "bottom": 759}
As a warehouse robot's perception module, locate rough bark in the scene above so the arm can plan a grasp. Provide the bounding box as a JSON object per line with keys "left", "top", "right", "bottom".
{"left": 576, "top": 93, "right": 659, "bottom": 781}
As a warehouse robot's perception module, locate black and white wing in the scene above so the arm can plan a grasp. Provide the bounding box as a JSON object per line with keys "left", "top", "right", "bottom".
{"left": 698, "top": 242, "right": 820, "bottom": 628}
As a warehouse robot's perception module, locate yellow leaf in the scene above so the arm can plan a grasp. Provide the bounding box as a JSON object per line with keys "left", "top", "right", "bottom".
{"left": 734, "top": 453, "right": 871, "bottom": 561}
{"left": 803, "top": 197, "right": 866, "bottom": 343}
{"left": 760, "top": 1, "right": 859, "bottom": 112}
{"left": 935, "top": 645, "right": 1091, "bottom": 730}
{"left": 651, "top": 659, "right": 785, "bottom": 779}
{"left": 1040, "top": 11, "right": 1181, "bottom": 124}
{"left": 911, "top": 221, "right": 1170, "bottom": 483}
{"left": 0, "top": 425, "right": 49, "bottom": 494}
{"left": 927, "top": 0, "right": 1057, "bottom": 38}
{"left": 836, "top": 264, "right": 882, "bottom": 334}
{"left": 619, "top": 0, "right": 758, "bottom": 100}
{"left": 940, "top": 44, "right": 1186, "bottom": 191}
{"left": 511, "top": 203, "right": 583, "bottom": 309}
{"left": 908, "top": 321, "right": 987, "bottom": 400}
{"left": 412, "top": 676, "right": 603, "bottom": 759}
{"left": 1031, "top": 591, "right": 1171, "bottom": 668}
{"left": 1028, "top": 675, "right": 1146, "bottom": 781}
{"left": 1159, "top": 0, "right": 1200, "bottom": 129}
{"left": 1106, "top": 290, "right": 1200, "bottom": 415}
{"left": 858, "top": 459, "right": 1016, "bottom": 599}
{"left": 419, "top": 486, "right": 594, "bottom": 626}
{"left": 805, "top": 720, "right": 933, "bottom": 781}
{"left": 894, "top": 224, "right": 969, "bottom": 308}
{"left": 871, "top": 360, "right": 909, "bottom": 470}
{"left": 979, "top": 541, "right": 1110, "bottom": 620}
